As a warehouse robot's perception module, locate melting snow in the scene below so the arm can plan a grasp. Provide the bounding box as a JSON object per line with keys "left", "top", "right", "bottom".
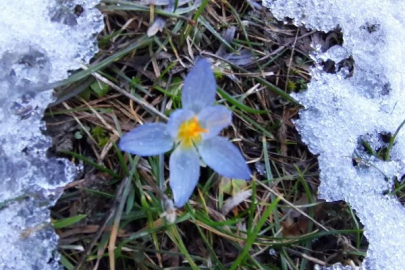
{"left": 0, "top": 0, "right": 103, "bottom": 269}
{"left": 262, "top": 0, "right": 405, "bottom": 269}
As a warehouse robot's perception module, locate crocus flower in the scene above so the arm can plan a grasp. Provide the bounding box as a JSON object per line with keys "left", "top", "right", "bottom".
{"left": 119, "top": 58, "right": 251, "bottom": 207}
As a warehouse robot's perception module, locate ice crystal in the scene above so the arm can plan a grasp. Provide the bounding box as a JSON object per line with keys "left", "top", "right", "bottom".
{"left": 0, "top": 0, "right": 103, "bottom": 269}
{"left": 262, "top": 0, "right": 405, "bottom": 269}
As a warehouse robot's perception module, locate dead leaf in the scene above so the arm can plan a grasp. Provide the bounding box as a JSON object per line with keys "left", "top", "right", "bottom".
{"left": 221, "top": 190, "right": 252, "bottom": 215}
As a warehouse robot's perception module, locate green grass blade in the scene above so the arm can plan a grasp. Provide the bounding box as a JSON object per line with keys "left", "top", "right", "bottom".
{"left": 36, "top": 35, "right": 153, "bottom": 91}
{"left": 385, "top": 118, "right": 405, "bottom": 160}
{"left": 217, "top": 86, "right": 268, "bottom": 114}
{"left": 53, "top": 215, "right": 87, "bottom": 229}
{"left": 229, "top": 197, "right": 281, "bottom": 270}
{"left": 60, "top": 255, "right": 75, "bottom": 270}
{"left": 198, "top": 16, "right": 237, "bottom": 53}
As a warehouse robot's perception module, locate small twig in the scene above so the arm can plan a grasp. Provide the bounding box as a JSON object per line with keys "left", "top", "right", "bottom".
{"left": 62, "top": 102, "right": 100, "bottom": 151}
{"left": 109, "top": 177, "right": 132, "bottom": 270}
{"left": 201, "top": 51, "right": 299, "bottom": 105}
{"left": 81, "top": 65, "right": 168, "bottom": 121}
{"left": 284, "top": 29, "right": 299, "bottom": 93}
{"left": 285, "top": 247, "right": 327, "bottom": 266}
{"left": 254, "top": 178, "right": 329, "bottom": 232}
{"left": 80, "top": 97, "right": 120, "bottom": 137}
{"left": 74, "top": 177, "right": 130, "bottom": 270}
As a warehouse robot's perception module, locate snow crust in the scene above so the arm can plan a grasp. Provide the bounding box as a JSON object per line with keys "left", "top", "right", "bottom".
{"left": 0, "top": 0, "right": 103, "bottom": 269}
{"left": 262, "top": 0, "right": 405, "bottom": 269}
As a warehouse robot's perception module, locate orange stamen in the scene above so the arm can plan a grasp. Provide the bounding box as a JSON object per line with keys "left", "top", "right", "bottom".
{"left": 177, "top": 117, "right": 208, "bottom": 148}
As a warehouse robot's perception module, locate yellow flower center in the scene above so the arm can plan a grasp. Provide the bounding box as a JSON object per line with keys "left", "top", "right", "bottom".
{"left": 177, "top": 116, "right": 208, "bottom": 148}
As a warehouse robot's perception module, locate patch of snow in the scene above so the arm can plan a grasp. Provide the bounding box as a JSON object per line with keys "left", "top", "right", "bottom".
{"left": 262, "top": 0, "right": 405, "bottom": 269}
{"left": 315, "top": 263, "right": 361, "bottom": 270}
{"left": 0, "top": 0, "right": 103, "bottom": 269}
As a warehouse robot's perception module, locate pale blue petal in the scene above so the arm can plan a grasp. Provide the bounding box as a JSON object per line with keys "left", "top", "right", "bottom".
{"left": 198, "top": 137, "right": 251, "bottom": 179}
{"left": 166, "top": 109, "right": 195, "bottom": 139}
{"left": 119, "top": 123, "right": 173, "bottom": 156}
{"left": 169, "top": 146, "right": 200, "bottom": 207}
{"left": 198, "top": 105, "right": 232, "bottom": 140}
{"left": 182, "top": 58, "right": 217, "bottom": 113}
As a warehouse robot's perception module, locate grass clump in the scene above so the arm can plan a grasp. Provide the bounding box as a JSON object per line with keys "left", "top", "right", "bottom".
{"left": 48, "top": 1, "right": 367, "bottom": 269}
